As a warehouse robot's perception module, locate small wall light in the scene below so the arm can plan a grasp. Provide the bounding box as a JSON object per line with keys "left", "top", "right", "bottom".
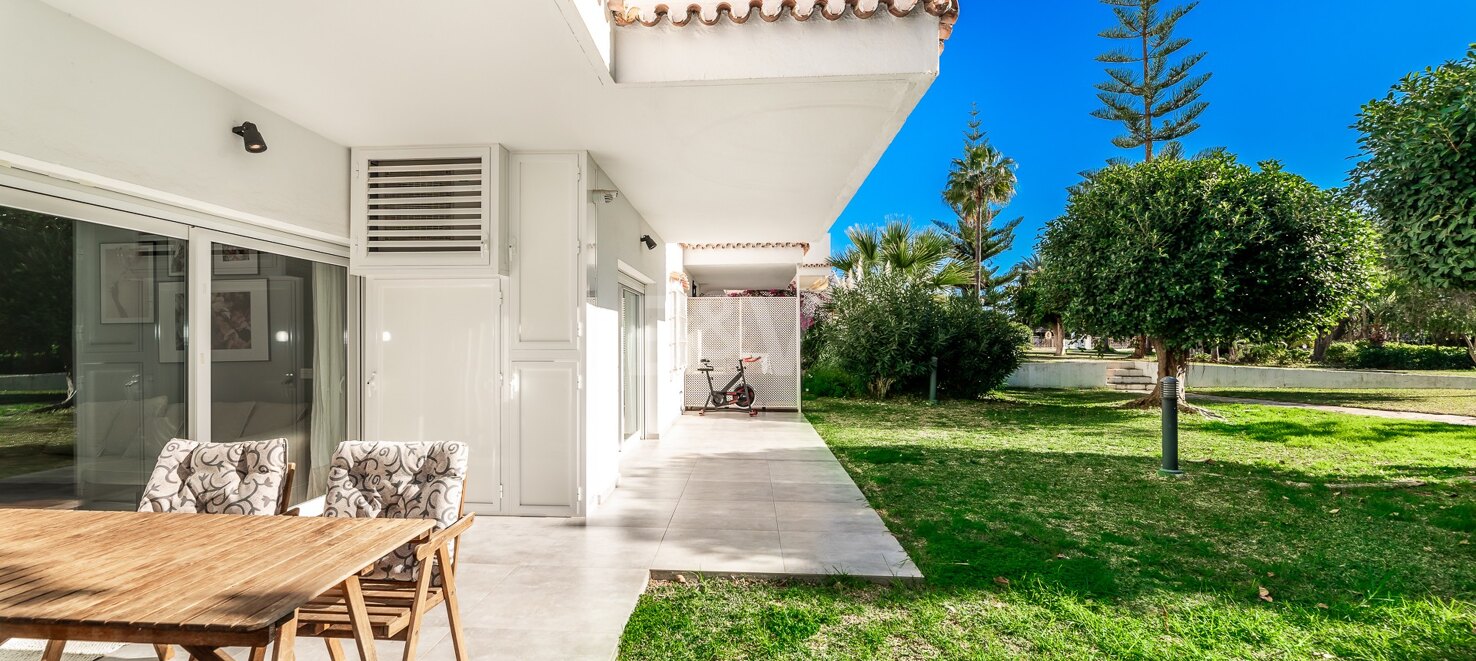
{"left": 640, "top": 234, "right": 657, "bottom": 250}
{"left": 231, "top": 122, "right": 268, "bottom": 153}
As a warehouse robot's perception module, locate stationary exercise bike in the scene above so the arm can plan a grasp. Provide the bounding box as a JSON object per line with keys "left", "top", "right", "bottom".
{"left": 697, "top": 356, "right": 761, "bottom": 416}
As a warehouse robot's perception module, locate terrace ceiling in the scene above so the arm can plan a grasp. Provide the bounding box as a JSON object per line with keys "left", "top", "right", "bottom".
{"left": 40, "top": 0, "right": 944, "bottom": 244}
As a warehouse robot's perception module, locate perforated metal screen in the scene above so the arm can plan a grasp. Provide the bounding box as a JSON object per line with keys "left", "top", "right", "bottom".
{"left": 685, "top": 297, "right": 801, "bottom": 410}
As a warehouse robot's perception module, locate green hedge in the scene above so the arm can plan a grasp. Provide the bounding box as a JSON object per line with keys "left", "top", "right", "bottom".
{"left": 1323, "top": 341, "right": 1473, "bottom": 371}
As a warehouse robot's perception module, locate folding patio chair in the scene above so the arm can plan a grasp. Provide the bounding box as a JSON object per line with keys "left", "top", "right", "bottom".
{"left": 296, "top": 441, "right": 473, "bottom": 661}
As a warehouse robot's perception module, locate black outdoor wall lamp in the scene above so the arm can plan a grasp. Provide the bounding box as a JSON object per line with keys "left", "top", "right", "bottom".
{"left": 231, "top": 122, "right": 268, "bottom": 153}
{"left": 640, "top": 235, "right": 657, "bottom": 250}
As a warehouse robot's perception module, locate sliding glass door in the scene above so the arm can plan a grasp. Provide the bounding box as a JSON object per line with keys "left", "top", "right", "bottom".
{"left": 209, "top": 241, "right": 347, "bottom": 500}
{"left": 620, "top": 284, "right": 644, "bottom": 445}
{"left": 0, "top": 206, "right": 188, "bottom": 509}
{"left": 0, "top": 198, "right": 350, "bottom": 510}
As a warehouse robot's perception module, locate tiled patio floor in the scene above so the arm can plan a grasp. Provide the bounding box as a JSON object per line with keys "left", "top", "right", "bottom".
{"left": 88, "top": 411, "right": 916, "bottom": 661}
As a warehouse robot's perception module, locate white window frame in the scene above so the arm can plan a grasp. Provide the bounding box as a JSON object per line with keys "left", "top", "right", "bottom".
{"left": 0, "top": 171, "right": 360, "bottom": 472}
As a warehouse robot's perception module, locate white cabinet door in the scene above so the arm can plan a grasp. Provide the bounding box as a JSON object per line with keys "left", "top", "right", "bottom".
{"left": 509, "top": 153, "right": 581, "bottom": 352}
{"left": 506, "top": 360, "right": 579, "bottom": 515}
{"left": 364, "top": 279, "right": 501, "bottom": 512}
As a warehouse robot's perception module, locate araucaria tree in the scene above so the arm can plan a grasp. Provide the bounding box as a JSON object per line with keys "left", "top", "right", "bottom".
{"left": 1092, "top": 0, "right": 1212, "bottom": 162}
{"left": 1038, "top": 154, "right": 1380, "bottom": 411}
{"left": 943, "top": 107, "right": 1019, "bottom": 301}
{"left": 1353, "top": 46, "right": 1476, "bottom": 292}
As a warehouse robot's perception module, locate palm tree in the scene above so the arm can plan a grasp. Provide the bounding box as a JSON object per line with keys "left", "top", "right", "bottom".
{"left": 828, "top": 218, "right": 970, "bottom": 289}
{"left": 943, "top": 114, "right": 1018, "bottom": 300}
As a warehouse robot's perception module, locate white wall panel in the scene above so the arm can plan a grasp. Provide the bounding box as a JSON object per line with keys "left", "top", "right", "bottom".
{"left": 507, "top": 361, "right": 579, "bottom": 515}
{"left": 0, "top": 0, "right": 349, "bottom": 240}
{"left": 509, "top": 153, "right": 581, "bottom": 352}
{"left": 364, "top": 278, "right": 501, "bottom": 511}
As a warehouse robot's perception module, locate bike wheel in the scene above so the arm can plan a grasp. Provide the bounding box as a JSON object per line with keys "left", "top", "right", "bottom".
{"left": 734, "top": 385, "right": 756, "bottom": 408}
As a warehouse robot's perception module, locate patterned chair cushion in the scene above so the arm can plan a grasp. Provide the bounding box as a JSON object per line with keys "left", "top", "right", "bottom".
{"left": 323, "top": 441, "right": 468, "bottom": 581}
{"left": 138, "top": 437, "right": 289, "bottom": 515}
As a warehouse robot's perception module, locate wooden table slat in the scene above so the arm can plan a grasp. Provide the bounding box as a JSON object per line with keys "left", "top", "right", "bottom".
{"left": 2, "top": 514, "right": 289, "bottom": 620}
{"left": 0, "top": 509, "right": 433, "bottom": 636}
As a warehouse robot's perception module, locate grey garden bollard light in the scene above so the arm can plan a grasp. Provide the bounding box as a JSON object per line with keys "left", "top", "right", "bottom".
{"left": 928, "top": 356, "right": 938, "bottom": 405}
{"left": 1159, "top": 376, "right": 1184, "bottom": 476}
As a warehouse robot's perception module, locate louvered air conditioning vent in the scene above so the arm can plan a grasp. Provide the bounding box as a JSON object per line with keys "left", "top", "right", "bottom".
{"left": 351, "top": 146, "right": 501, "bottom": 272}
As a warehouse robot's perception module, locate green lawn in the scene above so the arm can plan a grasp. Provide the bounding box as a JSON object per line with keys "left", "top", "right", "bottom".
{"left": 620, "top": 391, "right": 1476, "bottom": 660}
{"left": 0, "top": 397, "right": 75, "bottom": 480}
{"left": 1196, "top": 388, "right": 1476, "bottom": 418}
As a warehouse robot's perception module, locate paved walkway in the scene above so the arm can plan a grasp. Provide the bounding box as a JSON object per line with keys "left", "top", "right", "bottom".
{"left": 1191, "top": 394, "right": 1476, "bottom": 426}
{"left": 82, "top": 411, "right": 913, "bottom": 661}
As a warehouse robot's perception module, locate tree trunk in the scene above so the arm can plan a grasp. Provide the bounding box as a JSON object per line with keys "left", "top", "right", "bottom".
{"left": 1052, "top": 318, "right": 1065, "bottom": 357}
{"left": 1311, "top": 319, "right": 1349, "bottom": 363}
{"left": 1311, "top": 333, "right": 1333, "bottom": 363}
{"left": 34, "top": 373, "right": 76, "bottom": 413}
{"left": 1465, "top": 336, "right": 1476, "bottom": 367}
{"left": 1130, "top": 334, "right": 1149, "bottom": 359}
{"left": 1126, "top": 339, "right": 1217, "bottom": 416}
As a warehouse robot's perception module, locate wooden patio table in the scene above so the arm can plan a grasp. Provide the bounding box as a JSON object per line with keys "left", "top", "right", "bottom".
{"left": 0, "top": 509, "right": 434, "bottom": 661}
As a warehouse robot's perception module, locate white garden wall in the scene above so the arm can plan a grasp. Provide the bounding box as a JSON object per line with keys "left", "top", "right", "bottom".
{"left": 1005, "top": 360, "right": 1476, "bottom": 390}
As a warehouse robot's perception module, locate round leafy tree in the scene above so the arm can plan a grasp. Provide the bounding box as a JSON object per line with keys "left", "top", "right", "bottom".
{"left": 1039, "top": 154, "right": 1380, "bottom": 410}
{"left": 1353, "top": 46, "right": 1476, "bottom": 291}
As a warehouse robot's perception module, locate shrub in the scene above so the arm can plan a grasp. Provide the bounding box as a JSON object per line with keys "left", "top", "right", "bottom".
{"left": 800, "top": 318, "right": 831, "bottom": 371}
{"left": 1322, "top": 342, "right": 1359, "bottom": 367}
{"left": 1233, "top": 341, "right": 1311, "bottom": 366}
{"left": 824, "top": 271, "right": 942, "bottom": 398}
{"left": 934, "top": 297, "right": 1030, "bottom": 399}
{"left": 1346, "top": 341, "right": 1473, "bottom": 371}
{"left": 801, "top": 364, "right": 862, "bottom": 398}
{"left": 818, "top": 270, "right": 1029, "bottom": 399}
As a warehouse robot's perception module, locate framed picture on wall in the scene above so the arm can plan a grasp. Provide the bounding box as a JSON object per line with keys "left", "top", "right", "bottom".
{"left": 157, "top": 279, "right": 270, "bottom": 363}
{"left": 213, "top": 245, "right": 259, "bottom": 275}
{"left": 99, "top": 242, "right": 155, "bottom": 324}
{"left": 157, "top": 282, "right": 188, "bottom": 363}
{"left": 210, "top": 279, "right": 270, "bottom": 361}
{"left": 166, "top": 239, "right": 188, "bottom": 277}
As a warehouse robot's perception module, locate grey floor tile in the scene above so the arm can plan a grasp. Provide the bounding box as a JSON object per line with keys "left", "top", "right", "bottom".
{"left": 652, "top": 529, "right": 785, "bottom": 573}
{"left": 586, "top": 494, "right": 679, "bottom": 528}
{"left": 769, "top": 460, "right": 854, "bottom": 484}
{"left": 775, "top": 500, "right": 889, "bottom": 532}
{"left": 669, "top": 499, "right": 777, "bottom": 531}
{"left": 424, "top": 626, "right": 618, "bottom": 660}
{"left": 688, "top": 458, "right": 771, "bottom": 482}
{"left": 609, "top": 476, "right": 689, "bottom": 500}
{"left": 681, "top": 479, "right": 773, "bottom": 501}
{"left": 769, "top": 481, "right": 867, "bottom": 503}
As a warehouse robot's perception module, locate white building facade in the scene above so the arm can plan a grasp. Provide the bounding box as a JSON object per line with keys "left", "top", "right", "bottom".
{"left": 0, "top": 0, "right": 955, "bottom": 516}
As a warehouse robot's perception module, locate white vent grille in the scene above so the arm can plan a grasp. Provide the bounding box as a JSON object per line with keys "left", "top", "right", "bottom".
{"left": 351, "top": 146, "right": 499, "bottom": 271}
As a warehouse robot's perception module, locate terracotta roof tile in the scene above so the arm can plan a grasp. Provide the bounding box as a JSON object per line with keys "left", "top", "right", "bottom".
{"left": 682, "top": 241, "right": 811, "bottom": 251}
{"left": 607, "top": 0, "right": 959, "bottom": 52}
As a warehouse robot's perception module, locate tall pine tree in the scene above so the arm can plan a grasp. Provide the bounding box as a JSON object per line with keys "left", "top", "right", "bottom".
{"left": 1092, "top": 0, "right": 1211, "bottom": 161}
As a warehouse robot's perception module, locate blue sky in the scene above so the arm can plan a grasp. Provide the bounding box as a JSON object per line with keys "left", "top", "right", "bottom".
{"left": 832, "top": 0, "right": 1476, "bottom": 269}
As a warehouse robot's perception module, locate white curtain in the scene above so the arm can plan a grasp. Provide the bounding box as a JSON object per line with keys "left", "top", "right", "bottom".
{"left": 308, "top": 263, "right": 347, "bottom": 497}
